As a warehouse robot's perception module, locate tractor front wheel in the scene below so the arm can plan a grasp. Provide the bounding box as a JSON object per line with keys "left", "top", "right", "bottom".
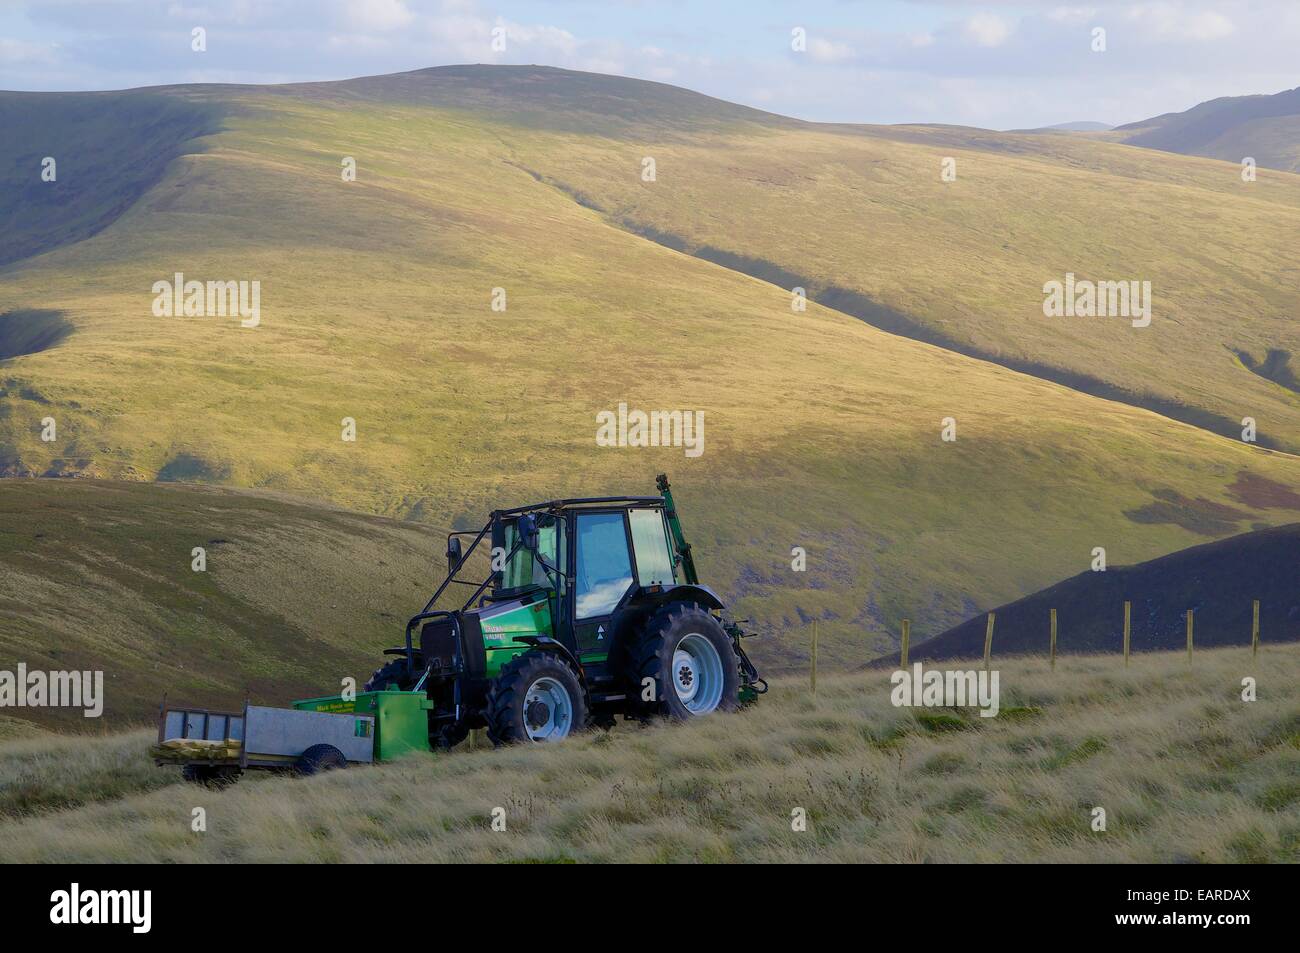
{"left": 363, "top": 657, "right": 416, "bottom": 692}
{"left": 633, "top": 603, "right": 739, "bottom": 719}
{"left": 486, "top": 650, "right": 588, "bottom": 745}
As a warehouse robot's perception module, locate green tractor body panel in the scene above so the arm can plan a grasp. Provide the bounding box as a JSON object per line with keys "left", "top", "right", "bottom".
{"left": 292, "top": 690, "right": 431, "bottom": 761}
{"left": 475, "top": 597, "right": 556, "bottom": 677}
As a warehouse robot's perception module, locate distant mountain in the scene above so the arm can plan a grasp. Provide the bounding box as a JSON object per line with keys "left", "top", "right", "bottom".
{"left": 877, "top": 523, "right": 1300, "bottom": 663}
{"left": 1114, "top": 86, "right": 1300, "bottom": 172}
{"left": 1017, "top": 121, "right": 1113, "bottom": 133}
{"left": 289, "top": 63, "right": 801, "bottom": 134}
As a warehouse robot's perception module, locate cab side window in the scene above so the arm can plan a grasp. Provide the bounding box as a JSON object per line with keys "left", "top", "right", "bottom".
{"left": 628, "top": 508, "right": 675, "bottom": 586}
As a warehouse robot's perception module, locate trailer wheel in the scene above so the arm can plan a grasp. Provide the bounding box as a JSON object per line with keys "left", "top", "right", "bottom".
{"left": 486, "top": 650, "right": 588, "bottom": 745}
{"left": 181, "top": 764, "right": 240, "bottom": 786}
{"left": 295, "top": 743, "right": 348, "bottom": 776}
{"left": 633, "top": 603, "right": 739, "bottom": 720}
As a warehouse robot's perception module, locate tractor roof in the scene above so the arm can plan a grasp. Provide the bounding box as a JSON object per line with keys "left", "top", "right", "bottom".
{"left": 495, "top": 495, "right": 664, "bottom": 517}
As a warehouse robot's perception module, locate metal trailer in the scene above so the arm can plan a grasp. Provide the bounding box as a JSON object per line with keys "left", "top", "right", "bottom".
{"left": 156, "top": 697, "right": 376, "bottom": 778}
{"left": 156, "top": 690, "right": 435, "bottom": 781}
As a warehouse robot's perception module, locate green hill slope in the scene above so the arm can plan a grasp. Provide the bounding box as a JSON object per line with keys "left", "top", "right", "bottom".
{"left": 1, "top": 66, "right": 1298, "bottom": 683}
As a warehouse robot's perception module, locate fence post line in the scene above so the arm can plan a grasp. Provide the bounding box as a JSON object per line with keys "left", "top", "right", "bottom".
{"left": 1123, "top": 600, "right": 1131, "bottom": 667}
{"left": 983, "top": 612, "right": 995, "bottom": 672}
{"left": 1049, "top": 608, "right": 1057, "bottom": 671}
{"left": 1186, "top": 609, "right": 1194, "bottom": 663}
{"left": 1252, "top": 600, "right": 1260, "bottom": 658}
{"left": 900, "top": 619, "right": 911, "bottom": 669}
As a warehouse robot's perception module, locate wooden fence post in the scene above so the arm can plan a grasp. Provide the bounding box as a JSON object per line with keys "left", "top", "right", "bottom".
{"left": 811, "top": 619, "right": 818, "bottom": 696}
{"left": 900, "top": 619, "right": 911, "bottom": 669}
{"left": 1049, "top": 608, "right": 1057, "bottom": 671}
{"left": 1252, "top": 600, "right": 1260, "bottom": 658}
{"left": 1123, "top": 600, "right": 1131, "bottom": 667}
{"left": 1186, "top": 609, "right": 1194, "bottom": 663}
{"left": 983, "top": 612, "right": 995, "bottom": 672}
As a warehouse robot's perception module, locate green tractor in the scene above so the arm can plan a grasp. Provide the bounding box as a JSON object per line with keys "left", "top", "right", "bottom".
{"left": 364, "top": 475, "right": 765, "bottom": 746}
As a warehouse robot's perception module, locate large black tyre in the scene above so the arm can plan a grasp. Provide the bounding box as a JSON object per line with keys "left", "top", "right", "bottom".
{"left": 486, "top": 650, "right": 588, "bottom": 745}
{"left": 181, "top": 764, "right": 240, "bottom": 786}
{"left": 295, "top": 743, "right": 348, "bottom": 776}
{"left": 633, "top": 603, "right": 739, "bottom": 720}
{"left": 432, "top": 722, "right": 470, "bottom": 750}
{"left": 363, "top": 657, "right": 415, "bottom": 692}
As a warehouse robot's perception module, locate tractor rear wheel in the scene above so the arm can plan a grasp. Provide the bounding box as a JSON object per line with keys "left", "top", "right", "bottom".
{"left": 633, "top": 603, "right": 739, "bottom": 720}
{"left": 486, "top": 650, "right": 588, "bottom": 745}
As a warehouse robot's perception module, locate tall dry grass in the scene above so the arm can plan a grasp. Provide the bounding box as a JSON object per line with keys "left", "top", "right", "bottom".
{"left": 0, "top": 646, "right": 1295, "bottom": 863}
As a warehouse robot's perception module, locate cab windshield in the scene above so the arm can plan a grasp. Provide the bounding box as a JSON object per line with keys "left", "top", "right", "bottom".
{"left": 499, "top": 516, "right": 562, "bottom": 592}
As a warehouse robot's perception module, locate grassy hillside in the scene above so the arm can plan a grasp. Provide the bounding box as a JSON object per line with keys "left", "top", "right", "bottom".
{"left": 0, "top": 480, "right": 442, "bottom": 730}
{"left": 1114, "top": 86, "right": 1300, "bottom": 174}
{"left": 897, "top": 523, "right": 1300, "bottom": 663}
{"left": 2, "top": 65, "right": 1299, "bottom": 677}
{"left": 1, "top": 647, "right": 1295, "bottom": 862}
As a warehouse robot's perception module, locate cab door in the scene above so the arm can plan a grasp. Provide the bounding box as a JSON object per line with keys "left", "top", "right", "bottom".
{"left": 571, "top": 511, "right": 636, "bottom": 663}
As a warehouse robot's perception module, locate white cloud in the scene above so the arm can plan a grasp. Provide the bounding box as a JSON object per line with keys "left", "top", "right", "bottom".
{"left": 324, "top": 33, "right": 392, "bottom": 53}
{"left": 965, "top": 12, "right": 1011, "bottom": 47}
{"left": 344, "top": 0, "right": 415, "bottom": 33}
{"left": 495, "top": 19, "right": 580, "bottom": 60}
{"left": 1125, "top": 3, "right": 1235, "bottom": 42}
{"left": 808, "top": 37, "right": 855, "bottom": 63}
{"left": 0, "top": 37, "right": 60, "bottom": 65}
{"left": 1182, "top": 10, "right": 1235, "bottom": 41}
{"left": 1047, "top": 6, "right": 1099, "bottom": 27}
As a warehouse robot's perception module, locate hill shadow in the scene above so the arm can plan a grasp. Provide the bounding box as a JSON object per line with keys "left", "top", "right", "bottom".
{"left": 1234, "top": 347, "right": 1300, "bottom": 395}
{"left": 0, "top": 309, "right": 74, "bottom": 362}
{"left": 0, "top": 92, "right": 226, "bottom": 269}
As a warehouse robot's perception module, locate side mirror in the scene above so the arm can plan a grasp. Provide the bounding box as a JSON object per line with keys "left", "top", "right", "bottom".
{"left": 517, "top": 514, "right": 539, "bottom": 551}
{"left": 446, "top": 537, "right": 463, "bottom": 576}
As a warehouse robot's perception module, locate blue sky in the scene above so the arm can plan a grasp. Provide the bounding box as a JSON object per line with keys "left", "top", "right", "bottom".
{"left": 1, "top": 1, "right": 1296, "bottom": 129}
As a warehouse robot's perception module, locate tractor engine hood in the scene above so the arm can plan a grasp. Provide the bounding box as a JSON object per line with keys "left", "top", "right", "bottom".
{"left": 418, "top": 589, "right": 555, "bottom": 681}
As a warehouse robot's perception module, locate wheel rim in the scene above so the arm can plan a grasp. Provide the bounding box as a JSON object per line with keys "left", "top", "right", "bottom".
{"left": 672, "top": 633, "right": 725, "bottom": 714}
{"left": 523, "top": 676, "right": 574, "bottom": 741}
